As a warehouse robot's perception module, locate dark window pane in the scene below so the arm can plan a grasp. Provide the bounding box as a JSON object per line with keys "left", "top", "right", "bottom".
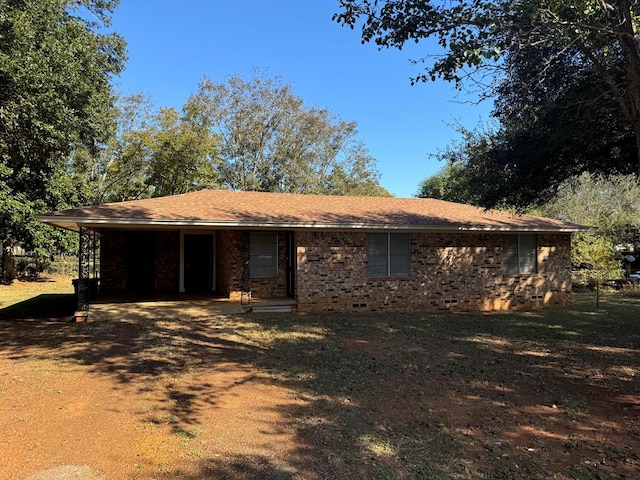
{"left": 368, "top": 233, "right": 388, "bottom": 276}
{"left": 503, "top": 235, "right": 519, "bottom": 274}
{"left": 519, "top": 234, "right": 537, "bottom": 274}
{"left": 250, "top": 234, "right": 278, "bottom": 277}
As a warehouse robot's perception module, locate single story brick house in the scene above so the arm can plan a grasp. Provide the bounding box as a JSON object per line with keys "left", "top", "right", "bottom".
{"left": 38, "top": 189, "right": 589, "bottom": 313}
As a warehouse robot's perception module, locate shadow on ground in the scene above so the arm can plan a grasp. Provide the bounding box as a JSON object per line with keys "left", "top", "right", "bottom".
{"left": 0, "top": 293, "right": 75, "bottom": 321}
{"left": 0, "top": 293, "right": 639, "bottom": 479}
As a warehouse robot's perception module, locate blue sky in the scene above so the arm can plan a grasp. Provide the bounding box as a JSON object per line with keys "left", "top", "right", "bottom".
{"left": 110, "top": 1, "right": 492, "bottom": 198}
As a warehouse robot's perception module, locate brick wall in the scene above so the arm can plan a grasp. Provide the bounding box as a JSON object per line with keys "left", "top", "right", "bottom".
{"left": 295, "top": 231, "right": 572, "bottom": 313}
{"left": 100, "top": 228, "right": 572, "bottom": 312}
{"left": 216, "top": 230, "right": 243, "bottom": 299}
{"left": 154, "top": 231, "right": 179, "bottom": 292}
{"left": 100, "top": 230, "right": 127, "bottom": 293}
{"left": 100, "top": 230, "right": 179, "bottom": 293}
{"left": 214, "top": 230, "right": 287, "bottom": 299}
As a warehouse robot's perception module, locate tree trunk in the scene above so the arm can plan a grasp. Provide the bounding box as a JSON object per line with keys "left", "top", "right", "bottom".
{"left": 2, "top": 240, "right": 17, "bottom": 284}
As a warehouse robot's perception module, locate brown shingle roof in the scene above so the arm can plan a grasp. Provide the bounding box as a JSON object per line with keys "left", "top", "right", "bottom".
{"left": 38, "top": 189, "right": 589, "bottom": 232}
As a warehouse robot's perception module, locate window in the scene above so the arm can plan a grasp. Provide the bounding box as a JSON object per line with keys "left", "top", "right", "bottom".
{"left": 250, "top": 233, "right": 278, "bottom": 277}
{"left": 503, "top": 234, "right": 537, "bottom": 274}
{"left": 368, "top": 233, "right": 410, "bottom": 277}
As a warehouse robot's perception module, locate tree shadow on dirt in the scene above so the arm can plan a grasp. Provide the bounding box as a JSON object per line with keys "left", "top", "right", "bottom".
{"left": 1, "top": 294, "right": 638, "bottom": 479}
{"left": 178, "top": 454, "right": 298, "bottom": 480}
{"left": 179, "top": 294, "right": 640, "bottom": 479}
{"left": 0, "top": 313, "right": 263, "bottom": 437}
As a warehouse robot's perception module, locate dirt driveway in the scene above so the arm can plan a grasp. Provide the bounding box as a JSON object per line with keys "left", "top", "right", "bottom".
{"left": 0, "top": 318, "right": 312, "bottom": 480}
{"left": 1, "top": 279, "right": 639, "bottom": 479}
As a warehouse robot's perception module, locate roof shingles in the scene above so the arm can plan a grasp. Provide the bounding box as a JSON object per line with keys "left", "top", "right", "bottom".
{"left": 39, "top": 189, "right": 589, "bottom": 232}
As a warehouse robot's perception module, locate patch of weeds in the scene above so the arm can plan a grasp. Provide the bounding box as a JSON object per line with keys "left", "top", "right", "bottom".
{"left": 284, "top": 420, "right": 301, "bottom": 430}
{"left": 602, "top": 445, "right": 633, "bottom": 462}
{"left": 570, "top": 463, "right": 608, "bottom": 480}
{"left": 483, "top": 465, "right": 528, "bottom": 480}
{"left": 375, "top": 463, "right": 400, "bottom": 479}
{"left": 483, "top": 441, "right": 511, "bottom": 454}
{"left": 559, "top": 393, "right": 588, "bottom": 417}
{"left": 184, "top": 450, "right": 204, "bottom": 457}
{"left": 547, "top": 474, "right": 565, "bottom": 480}
{"left": 563, "top": 433, "right": 585, "bottom": 451}
{"left": 174, "top": 426, "right": 201, "bottom": 440}
{"left": 409, "top": 463, "right": 454, "bottom": 479}
{"left": 328, "top": 450, "right": 360, "bottom": 467}
{"left": 144, "top": 416, "right": 163, "bottom": 425}
{"left": 313, "top": 396, "right": 335, "bottom": 412}
{"left": 360, "top": 434, "right": 396, "bottom": 457}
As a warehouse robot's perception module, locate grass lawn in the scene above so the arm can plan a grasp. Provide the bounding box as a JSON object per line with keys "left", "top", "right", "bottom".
{"left": 0, "top": 283, "right": 638, "bottom": 479}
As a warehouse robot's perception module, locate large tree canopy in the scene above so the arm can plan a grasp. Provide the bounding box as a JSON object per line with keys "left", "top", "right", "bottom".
{"left": 187, "top": 74, "right": 388, "bottom": 196}
{"left": 335, "top": 0, "right": 640, "bottom": 193}
{"left": 72, "top": 94, "right": 222, "bottom": 204}
{"left": 420, "top": 47, "right": 637, "bottom": 208}
{"left": 0, "top": 0, "right": 126, "bottom": 280}
{"left": 74, "top": 75, "right": 388, "bottom": 204}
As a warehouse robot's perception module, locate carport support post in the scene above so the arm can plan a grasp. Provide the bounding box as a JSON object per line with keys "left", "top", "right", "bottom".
{"left": 76, "top": 226, "right": 91, "bottom": 321}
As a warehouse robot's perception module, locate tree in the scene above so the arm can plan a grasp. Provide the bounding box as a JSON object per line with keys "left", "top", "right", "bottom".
{"left": 421, "top": 54, "right": 638, "bottom": 209}
{"left": 540, "top": 173, "right": 640, "bottom": 279}
{"left": 71, "top": 94, "right": 222, "bottom": 203}
{"left": 421, "top": 123, "right": 527, "bottom": 208}
{"left": 0, "top": 0, "right": 126, "bottom": 281}
{"left": 541, "top": 173, "right": 640, "bottom": 247}
{"left": 487, "top": 44, "right": 636, "bottom": 205}
{"left": 416, "top": 161, "right": 477, "bottom": 204}
{"left": 187, "top": 74, "right": 388, "bottom": 196}
{"left": 70, "top": 93, "right": 154, "bottom": 204}
{"left": 334, "top": 0, "right": 640, "bottom": 172}
{"left": 143, "top": 106, "right": 221, "bottom": 197}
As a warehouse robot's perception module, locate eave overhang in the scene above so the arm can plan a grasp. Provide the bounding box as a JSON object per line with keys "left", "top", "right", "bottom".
{"left": 36, "top": 215, "right": 594, "bottom": 234}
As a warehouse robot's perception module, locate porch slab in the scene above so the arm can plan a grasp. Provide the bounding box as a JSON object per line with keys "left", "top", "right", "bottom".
{"left": 88, "top": 296, "right": 245, "bottom": 321}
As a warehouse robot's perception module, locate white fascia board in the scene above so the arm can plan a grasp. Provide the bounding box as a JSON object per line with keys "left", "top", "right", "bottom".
{"left": 36, "top": 215, "right": 592, "bottom": 233}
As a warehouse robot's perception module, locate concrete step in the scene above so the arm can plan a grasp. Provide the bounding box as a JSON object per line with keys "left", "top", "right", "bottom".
{"left": 251, "top": 305, "right": 293, "bottom": 313}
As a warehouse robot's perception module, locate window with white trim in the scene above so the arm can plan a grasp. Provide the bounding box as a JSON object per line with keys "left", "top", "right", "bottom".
{"left": 368, "top": 233, "right": 410, "bottom": 277}
{"left": 503, "top": 234, "right": 537, "bottom": 274}
{"left": 250, "top": 233, "right": 278, "bottom": 277}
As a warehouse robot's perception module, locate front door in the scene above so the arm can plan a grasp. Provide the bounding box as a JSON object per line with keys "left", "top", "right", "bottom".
{"left": 184, "top": 234, "right": 213, "bottom": 293}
